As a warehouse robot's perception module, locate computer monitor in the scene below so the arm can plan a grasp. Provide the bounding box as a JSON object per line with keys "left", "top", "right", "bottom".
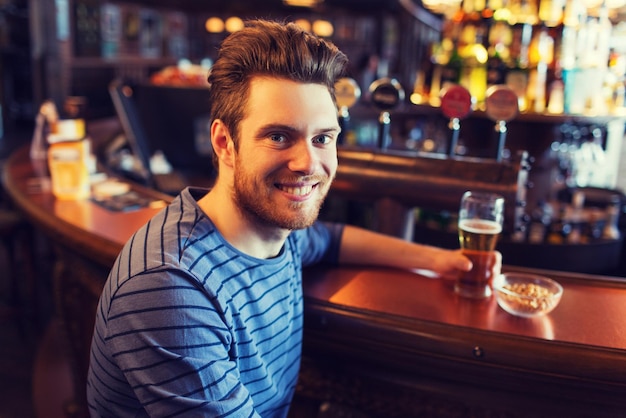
{"left": 133, "top": 82, "right": 214, "bottom": 176}
{"left": 109, "top": 78, "right": 214, "bottom": 175}
{"left": 108, "top": 78, "right": 155, "bottom": 186}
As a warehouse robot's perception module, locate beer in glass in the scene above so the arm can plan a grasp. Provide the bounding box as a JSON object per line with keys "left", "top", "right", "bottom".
{"left": 455, "top": 191, "right": 504, "bottom": 298}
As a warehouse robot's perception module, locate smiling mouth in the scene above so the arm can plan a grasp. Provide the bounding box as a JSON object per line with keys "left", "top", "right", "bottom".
{"left": 276, "top": 183, "right": 316, "bottom": 196}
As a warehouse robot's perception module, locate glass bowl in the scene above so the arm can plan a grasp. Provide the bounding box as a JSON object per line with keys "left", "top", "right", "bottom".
{"left": 493, "top": 273, "right": 563, "bottom": 318}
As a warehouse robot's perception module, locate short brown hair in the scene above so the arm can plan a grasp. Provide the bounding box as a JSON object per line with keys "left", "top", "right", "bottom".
{"left": 207, "top": 19, "right": 349, "bottom": 168}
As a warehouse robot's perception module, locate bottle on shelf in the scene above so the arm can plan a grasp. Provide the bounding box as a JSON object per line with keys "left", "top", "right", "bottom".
{"left": 508, "top": 0, "right": 539, "bottom": 26}
{"left": 505, "top": 23, "right": 532, "bottom": 111}
{"left": 440, "top": 41, "right": 463, "bottom": 91}
{"left": 429, "top": 19, "right": 463, "bottom": 105}
{"left": 527, "top": 200, "right": 553, "bottom": 244}
{"left": 608, "top": 49, "right": 626, "bottom": 111}
{"left": 538, "top": 0, "right": 565, "bottom": 27}
{"left": 486, "top": 21, "right": 510, "bottom": 89}
{"left": 458, "top": 23, "right": 489, "bottom": 104}
{"left": 585, "top": 207, "right": 605, "bottom": 242}
{"left": 602, "top": 196, "right": 622, "bottom": 240}
{"left": 588, "top": 4, "right": 612, "bottom": 114}
{"left": 566, "top": 190, "right": 585, "bottom": 244}
{"left": 526, "top": 25, "right": 554, "bottom": 113}
{"left": 546, "top": 203, "right": 572, "bottom": 245}
{"left": 560, "top": 0, "right": 583, "bottom": 114}
{"left": 560, "top": 1, "right": 612, "bottom": 114}
{"left": 547, "top": 75, "right": 565, "bottom": 114}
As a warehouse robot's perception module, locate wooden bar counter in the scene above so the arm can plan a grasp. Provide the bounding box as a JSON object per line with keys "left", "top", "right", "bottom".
{"left": 3, "top": 145, "right": 626, "bottom": 418}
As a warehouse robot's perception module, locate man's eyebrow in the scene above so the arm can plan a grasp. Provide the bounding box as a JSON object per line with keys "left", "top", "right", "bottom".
{"left": 256, "top": 124, "right": 341, "bottom": 135}
{"left": 258, "top": 123, "right": 297, "bottom": 132}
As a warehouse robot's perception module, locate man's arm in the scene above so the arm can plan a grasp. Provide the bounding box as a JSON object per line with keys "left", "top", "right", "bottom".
{"left": 338, "top": 224, "right": 475, "bottom": 279}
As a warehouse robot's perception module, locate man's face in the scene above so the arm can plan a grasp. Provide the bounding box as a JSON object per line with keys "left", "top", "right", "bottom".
{"left": 232, "top": 76, "right": 340, "bottom": 231}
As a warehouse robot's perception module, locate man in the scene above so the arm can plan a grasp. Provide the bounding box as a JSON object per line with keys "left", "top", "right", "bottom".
{"left": 87, "top": 19, "right": 481, "bottom": 417}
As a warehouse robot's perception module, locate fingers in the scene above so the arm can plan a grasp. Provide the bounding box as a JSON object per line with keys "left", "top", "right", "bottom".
{"left": 454, "top": 249, "right": 473, "bottom": 272}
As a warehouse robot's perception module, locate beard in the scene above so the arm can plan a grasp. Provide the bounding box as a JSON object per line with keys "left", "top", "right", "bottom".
{"left": 233, "top": 166, "right": 333, "bottom": 231}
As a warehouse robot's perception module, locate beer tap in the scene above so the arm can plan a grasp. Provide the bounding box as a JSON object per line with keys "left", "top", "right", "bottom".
{"left": 439, "top": 84, "right": 472, "bottom": 157}
{"left": 334, "top": 77, "right": 361, "bottom": 145}
{"left": 369, "top": 77, "right": 404, "bottom": 150}
{"left": 484, "top": 85, "right": 519, "bottom": 162}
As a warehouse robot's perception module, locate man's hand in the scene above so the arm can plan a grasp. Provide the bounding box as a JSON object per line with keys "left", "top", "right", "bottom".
{"left": 433, "top": 249, "right": 502, "bottom": 282}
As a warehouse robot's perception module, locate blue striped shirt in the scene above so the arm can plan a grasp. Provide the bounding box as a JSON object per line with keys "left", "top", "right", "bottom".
{"left": 87, "top": 187, "right": 342, "bottom": 417}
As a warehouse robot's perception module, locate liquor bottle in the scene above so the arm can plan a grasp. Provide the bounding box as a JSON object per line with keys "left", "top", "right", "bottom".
{"left": 74, "top": 0, "right": 101, "bottom": 57}
{"left": 582, "top": 4, "right": 612, "bottom": 114}
{"left": 458, "top": 23, "right": 488, "bottom": 104}
{"left": 486, "top": 22, "right": 508, "bottom": 89}
{"left": 546, "top": 204, "right": 571, "bottom": 245}
{"left": 527, "top": 26, "right": 554, "bottom": 113}
{"left": 487, "top": 51, "right": 505, "bottom": 89}
{"left": 566, "top": 190, "right": 585, "bottom": 244}
{"left": 538, "top": 0, "right": 565, "bottom": 27}
{"left": 510, "top": 0, "right": 539, "bottom": 26}
{"left": 602, "top": 196, "right": 622, "bottom": 240}
{"left": 440, "top": 42, "right": 463, "bottom": 90}
{"left": 547, "top": 77, "right": 564, "bottom": 114}
{"left": 560, "top": 0, "right": 587, "bottom": 114}
{"left": 585, "top": 207, "right": 604, "bottom": 242}
{"left": 431, "top": 18, "right": 464, "bottom": 101}
{"left": 527, "top": 200, "right": 552, "bottom": 244}
{"left": 506, "top": 23, "right": 532, "bottom": 111}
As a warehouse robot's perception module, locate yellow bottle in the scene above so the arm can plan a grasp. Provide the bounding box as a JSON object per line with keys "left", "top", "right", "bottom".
{"left": 47, "top": 119, "right": 91, "bottom": 200}
{"left": 459, "top": 24, "right": 488, "bottom": 105}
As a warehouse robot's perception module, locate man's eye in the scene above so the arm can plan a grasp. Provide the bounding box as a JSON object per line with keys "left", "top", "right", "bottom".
{"left": 313, "top": 135, "right": 333, "bottom": 145}
{"left": 269, "top": 134, "right": 287, "bottom": 143}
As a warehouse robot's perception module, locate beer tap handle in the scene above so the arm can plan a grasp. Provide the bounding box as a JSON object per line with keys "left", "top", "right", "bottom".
{"left": 369, "top": 77, "right": 404, "bottom": 151}
{"left": 439, "top": 85, "right": 472, "bottom": 157}
{"left": 334, "top": 78, "right": 361, "bottom": 145}
{"left": 485, "top": 85, "right": 518, "bottom": 162}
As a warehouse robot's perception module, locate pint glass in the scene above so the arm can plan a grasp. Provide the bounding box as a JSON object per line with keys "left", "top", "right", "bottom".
{"left": 455, "top": 191, "right": 504, "bottom": 298}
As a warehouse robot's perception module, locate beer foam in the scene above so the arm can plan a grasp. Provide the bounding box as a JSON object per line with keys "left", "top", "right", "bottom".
{"left": 459, "top": 219, "right": 502, "bottom": 235}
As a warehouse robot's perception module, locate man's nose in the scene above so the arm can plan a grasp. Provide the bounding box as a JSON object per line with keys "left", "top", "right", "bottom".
{"left": 287, "top": 141, "right": 317, "bottom": 174}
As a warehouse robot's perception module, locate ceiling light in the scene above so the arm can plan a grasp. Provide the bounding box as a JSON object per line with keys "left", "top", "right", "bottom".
{"left": 294, "top": 19, "right": 312, "bottom": 32}
{"left": 205, "top": 17, "right": 224, "bottom": 33}
{"left": 225, "top": 16, "right": 244, "bottom": 32}
{"left": 283, "top": 0, "right": 323, "bottom": 8}
{"left": 312, "top": 19, "right": 333, "bottom": 37}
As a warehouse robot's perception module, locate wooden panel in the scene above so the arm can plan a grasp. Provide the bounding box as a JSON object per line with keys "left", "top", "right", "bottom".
{"left": 302, "top": 266, "right": 626, "bottom": 417}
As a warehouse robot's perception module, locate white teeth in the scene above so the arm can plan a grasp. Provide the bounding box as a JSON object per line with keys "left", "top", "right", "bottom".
{"left": 281, "top": 185, "right": 313, "bottom": 196}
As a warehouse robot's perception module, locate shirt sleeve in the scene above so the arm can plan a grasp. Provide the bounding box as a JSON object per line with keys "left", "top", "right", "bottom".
{"left": 299, "top": 221, "right": 344, "bottom": 267}
{"left": 104, "top": 268, "right": 261, "bottom": 418}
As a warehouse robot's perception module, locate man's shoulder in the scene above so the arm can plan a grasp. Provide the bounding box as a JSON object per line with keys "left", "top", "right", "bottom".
{"left": 109, "top": 189, "right": 216, "bottom": 285}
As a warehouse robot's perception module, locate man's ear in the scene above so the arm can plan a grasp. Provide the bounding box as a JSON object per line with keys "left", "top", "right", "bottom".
{"left": 211, "top": 119, "right": 235, "bottom": 169}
